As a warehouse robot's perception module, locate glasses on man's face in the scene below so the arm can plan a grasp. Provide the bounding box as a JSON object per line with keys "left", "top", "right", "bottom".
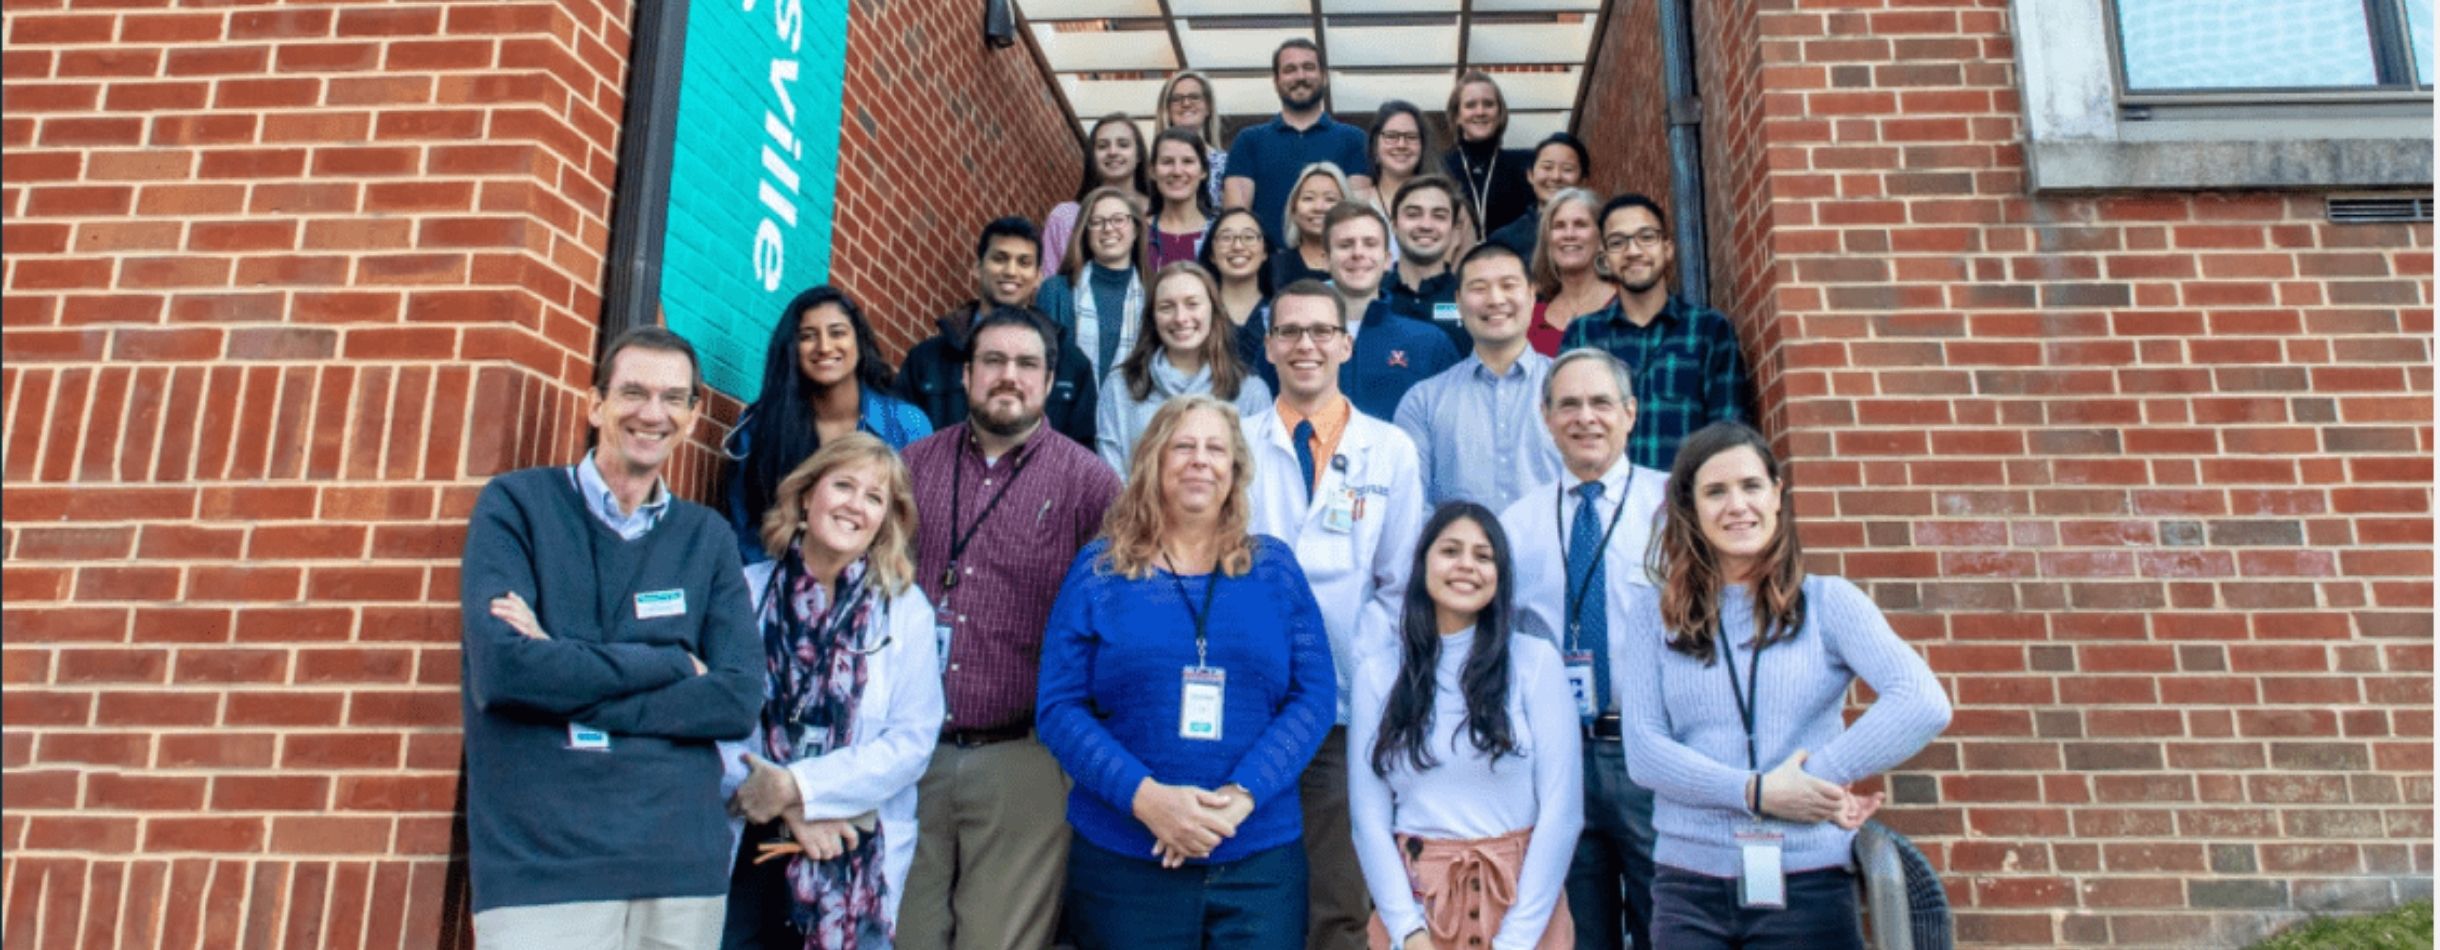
{"left": 1602, "top": 229, "right": 1668, "bottom": 253}
{"left": 1269, "top": 323, "right": 1345, "bottom": 344}
{"left": 1213, "top": 230, "right": 1263, "bottom": 248}
{"left": 1379, "top": 131, "right": 1421, "bottom": 146}
{"left": 1088, "top": 215, "right": 1135, "bottom": 233}
{"left": 611, "top": 385, "right": 696, "bottom": 413}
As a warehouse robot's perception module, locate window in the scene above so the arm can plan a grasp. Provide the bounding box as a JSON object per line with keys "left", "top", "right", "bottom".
{"left": 2111, "top": 0, "right": 2432, "bottom": 97}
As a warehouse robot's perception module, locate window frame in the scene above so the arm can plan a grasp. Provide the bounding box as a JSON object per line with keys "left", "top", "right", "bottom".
{"left": 2101, "top": 0, "right": 2433, "bottom": 106}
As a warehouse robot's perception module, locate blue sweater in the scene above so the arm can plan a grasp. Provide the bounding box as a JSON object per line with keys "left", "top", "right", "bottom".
{"left": 1344, "top": 298, "right": 1461, "bottom": 423}
{"left": 457, "top": 467, "right": 763, "bottom": 911}
{"left": 1037, "top": 537, "right": 1336, "bottom": 865}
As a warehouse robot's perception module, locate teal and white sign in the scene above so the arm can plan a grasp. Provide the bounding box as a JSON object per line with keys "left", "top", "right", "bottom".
{"left": 661, "top": 0, "right": 850, "bottom": 400}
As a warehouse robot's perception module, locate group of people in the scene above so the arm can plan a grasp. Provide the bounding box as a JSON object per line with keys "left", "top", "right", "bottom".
{"left": 456, "top": 37, "right": 1953, "bottom": 950}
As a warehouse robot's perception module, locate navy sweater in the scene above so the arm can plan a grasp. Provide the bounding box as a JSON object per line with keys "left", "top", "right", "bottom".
{"left": 457, "top": 467, "right": 761, "bottom": 912}
{"left": 1343, "top": 298, "right": 1462, "bottom": 422}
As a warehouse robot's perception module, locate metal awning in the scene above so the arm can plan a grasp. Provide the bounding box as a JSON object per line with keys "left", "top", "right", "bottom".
{"left": 1017, "top": 0, "right": 1600, "bottom": 146}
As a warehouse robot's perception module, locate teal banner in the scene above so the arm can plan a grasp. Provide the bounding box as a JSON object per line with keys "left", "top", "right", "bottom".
{"left": 661, "top": 0, "right": 850, "bottom": 400}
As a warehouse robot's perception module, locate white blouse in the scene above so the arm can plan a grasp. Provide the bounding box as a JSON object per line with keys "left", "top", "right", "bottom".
{"left": 720, "top": 563, "right": 946, "bottom": 924}
{"left": 1348, "top": 627, "right": 1584, "bottom": 950}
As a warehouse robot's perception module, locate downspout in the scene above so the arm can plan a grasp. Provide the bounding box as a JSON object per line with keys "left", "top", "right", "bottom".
{"left": 1655, "top": 0, "right": 1710, "bottom": 310}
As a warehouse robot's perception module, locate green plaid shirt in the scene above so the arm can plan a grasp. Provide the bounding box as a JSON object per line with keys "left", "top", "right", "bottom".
{"left": 1557, "top": 294, "right": 1753, "bottom": 470}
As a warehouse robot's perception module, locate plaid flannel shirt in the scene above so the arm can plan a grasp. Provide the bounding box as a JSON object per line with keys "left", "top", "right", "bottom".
{"left": 1558, "top": 294, "right": 1754, "bottom": 471}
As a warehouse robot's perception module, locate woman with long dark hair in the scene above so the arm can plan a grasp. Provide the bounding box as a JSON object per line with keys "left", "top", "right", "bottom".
{"left": 1620, "top": 423, "right": 1951, "bottom": 949}
{"left": 1095, "top": 262, "right": 1272, "bottom": 471}
{"left": 1148, "top": 128, "right": 1216, "bottom": 272}
{"left": 1043, "top": 113, "right": 1150, "bottom": 267}
{"left": 724, "top": 285, "right": 932, "bottom": 563}
{"left": 1356, "top": 101, "right": 1432, "bottom": 223}
{"left": 1349, "top": 503, "right": 1583, "bottom": 950}
{"left": 1036, "top": 186, "right": 1152, "bottom": 381}
{"left": 718, "top": 434, "right": 944, "bottom": 949}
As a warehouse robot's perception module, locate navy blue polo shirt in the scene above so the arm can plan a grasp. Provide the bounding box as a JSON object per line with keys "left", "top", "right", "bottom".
{"left": 1224, "top": 113, "right": 1372, "bottom": 247}
{"left": 1382, "top": 268, "right": 1465, "bottom": 351}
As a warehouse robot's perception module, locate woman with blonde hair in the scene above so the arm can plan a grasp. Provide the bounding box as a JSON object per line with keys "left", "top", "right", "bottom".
{"left": 1038, "top": 396, "right": 1336, "bottom": 947}
{"left": 1095, "top": 262, "right": 1273, "bottom": 472}
{"left": 1441, "top": 70, "right": 1536, "bottom": 238}
{"left": 718, "top": 433, "right": 946, "bottom": 948}
{"left": 1526, "top": 187, "right": 1614, "bottom": 356}
{"left": 1156, "top": 70, "right": 1228, "bottom": 207}
{"left": 1619, "top": 422, "right": 1951, "bottom": 949}
{"left": 1271, "top": 161, "right": 1354, "bottom": 289}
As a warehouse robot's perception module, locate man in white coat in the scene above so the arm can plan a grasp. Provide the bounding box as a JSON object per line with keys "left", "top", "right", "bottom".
{"left": 1242, "top": 277, "right": 1427, "bottom": 950}
{"left": 1498, "top": 347, "right": 1669, "bottom": 950}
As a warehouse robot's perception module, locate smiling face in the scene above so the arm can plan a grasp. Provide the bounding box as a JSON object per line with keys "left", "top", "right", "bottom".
{"left": 1393, "top": 185, "right": 1455, "bottom": 265}
{"left": 1601, "top": 204, "right": 1674, "bottom": 294}
{"left": 1326, "top": 212, "right": 1387, "bottom": 298}
{"left": 1458, "top": 251, "right": 1530, "bottom": 350}
{"left": 1092, "top": 122, "right": 1139, "bottom": 188}
{"left": 1692, "top": 445, "right": 1782, "bottom": 584}
{"left": 1265, "top": 293, "right": 1351, "bottom": 403}
{"left": 963, "top": 322, "right": 1051, "bottom": 437}
{"left": 589, "top": 347, "right": 699, "bottom": 480}
{"left": 1291, "top": 174, "right": 1344, "bottom": 245}
{"left": 1158, "top": 406, "right": 1237, "bottom": 523}
{"left": 795, "top": 302, "right": 859, "bottom": 389}
{"left": 1084, "top": 194, "right": 1139, "bottom": 267}
{"left": 1209, "top": 213, "right": 1266, "bottom": 280}
{"left": 1455, "top": 80, "right": 1503, "bottom": 144}
{"left": 1274, "top": 45, "right": 1325, "bottom": 111}
{"left": 1547, "top": 200, "right": 1599, "bottom": 274}
{"left": 1528, "top": 142, "right": 1583, "bottom": 203}
{"left": 1374, "top": 111, "right": 1423, "bottom": 179}
{"left": 1152, "top": 272, "right": 1214, "bottom": 354}
{"left": 797, "top": 457, "right": 890, "bottom": 566}
{"left": 1542, "top": 357, "right": 1635, "bottom": 482}
{"left": 974, "top": 234, "right": 1042, "bottom": 307}
{"left": 1165, "top": 76, "right": 1210, "bottom": 130}
{"left": 1153, "top": 138, "right": 1204, "bottom": 205}
{"left": 1424, "top": 515, "right": 1499, "bottom": 623}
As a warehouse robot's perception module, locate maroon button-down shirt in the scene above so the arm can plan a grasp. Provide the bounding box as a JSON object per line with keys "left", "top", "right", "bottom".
{"left": 905, "top": 422, "right": 1121, "bottom": 733}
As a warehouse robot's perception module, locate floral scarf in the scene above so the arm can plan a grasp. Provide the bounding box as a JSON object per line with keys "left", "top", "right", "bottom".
{"left": 759, "top": 544, "right": 891, "bottom": 949}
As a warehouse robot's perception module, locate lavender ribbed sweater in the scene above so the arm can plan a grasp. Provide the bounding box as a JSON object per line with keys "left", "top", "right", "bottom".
{"left": 1614, "top": 575, "right": 1951, "bottom": 877}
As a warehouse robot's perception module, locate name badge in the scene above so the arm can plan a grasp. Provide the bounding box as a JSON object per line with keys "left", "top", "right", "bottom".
{"left": 1563, "top": 650, "right": 1597, "bottom": 721}
{"left": 1179, "top": 667, "right": 1226, "bottom": 741}
{"left": 634, "top": 589, "right": 687, "bottom": 620}
{"left": 1322, "top": 490, "right": 1357, "bottom": 533}
{"left": 935, "top": 622, "right": 954, "bottom": 674}
{"left": 567, "top": 722, "right": 612, "bottom": 752}
{"left": 1432, "top": 302, "right": 1461, "bottom": 325}
{"left": 1737, "top": 830, "right": 1786, "bottom": 909}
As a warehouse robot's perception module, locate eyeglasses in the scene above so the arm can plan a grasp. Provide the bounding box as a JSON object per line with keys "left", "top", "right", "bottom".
{"left": 1602, "top": 229, "right": 1668, "bottom": 253}
{"left": 609, "top": 385, "right": 697, "bottom": 412}
{"left": 1088, "top": 215, "right": 1136, "bottom": 233}
{"left": 1378, "top": 131, "right": 1421, "bottom": 145}
{"left": 1269, "top": 324, "right": 1345, "bottom": 344}
{"left": 1212, "top": 230, "right": 1263, "bottom": 248}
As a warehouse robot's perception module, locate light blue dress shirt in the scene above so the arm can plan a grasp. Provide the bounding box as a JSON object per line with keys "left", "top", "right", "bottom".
{"left": 1391, "top": 348, "right": 1564, "bottom": 511}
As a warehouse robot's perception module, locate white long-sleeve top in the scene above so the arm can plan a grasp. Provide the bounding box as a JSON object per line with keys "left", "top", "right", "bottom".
{"left": 719, "top": 563, "right": 946, "bottom": 924}
{"left": 1348, "top": 627, "right": 1585, "bottom": 950}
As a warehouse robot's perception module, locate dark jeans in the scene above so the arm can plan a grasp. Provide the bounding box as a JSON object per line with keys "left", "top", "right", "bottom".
{"left": 1649, "top": 865, "right": 1864, "bottom": 950}
{"left": 1568, "top": 740, "right": 1658, "bottom": 949}
{"left": 1064, "top": 834, "right": 1308, "bottom": 949}
{"left": 722, "top": 821, "right": 794, "bottom": 949}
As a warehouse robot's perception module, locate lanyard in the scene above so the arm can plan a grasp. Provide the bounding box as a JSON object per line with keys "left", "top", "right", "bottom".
{"left": 942, "top": 435, "right": 1033, "bottom": 591}
{"left": 1160, "top": 551, "right": 1221, "bottom": 669}
{"left": 1719, "top": 625, "right": 1764, "bottom": 771}
{"left": 1457, "top": 147, "right": 1497, "bottom": 239}
{"left": 1553, "top": 469, "right": 1634, "bottom": 651}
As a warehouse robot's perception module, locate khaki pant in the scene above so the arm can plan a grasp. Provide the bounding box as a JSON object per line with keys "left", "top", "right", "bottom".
{"left": 1301, "top": 726, "right": 1371, "bottom": 950}
{"left": 472, "top": 896, "right": 724, "bottom": 950}
{"left": 896, "top": 736, "right": 1071, "bottom": 950}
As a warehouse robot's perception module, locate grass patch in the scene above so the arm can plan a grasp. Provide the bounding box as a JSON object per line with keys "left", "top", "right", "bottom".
{"left": 2250, "top": 900, "right": 2433, "bottom": 950}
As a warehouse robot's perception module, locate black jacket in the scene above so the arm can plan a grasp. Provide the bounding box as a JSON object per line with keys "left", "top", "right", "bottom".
{"left": 1442, "top": 140, "right": 1537, "bottom": 238}
{"left": 895, "top": 303, "right": 1098, "bottom": 448}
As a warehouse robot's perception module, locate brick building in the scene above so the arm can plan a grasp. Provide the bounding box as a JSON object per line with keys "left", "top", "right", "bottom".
{"left": 1, "top": 1, "right": 2429, "bottom": 948}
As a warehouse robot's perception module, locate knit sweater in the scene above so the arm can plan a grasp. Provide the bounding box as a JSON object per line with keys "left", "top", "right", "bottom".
{"left": 1036, "top": 537, "right": 1336, "bottom": 865}
{"left": 456, "top": 466, "right": 762, "bottom": 911}
{"left": 1616, "top": 575, "right": 1952, "bottom": 877}
{"left": 1093, "top": 353, "right": 1275, "bottom": 473}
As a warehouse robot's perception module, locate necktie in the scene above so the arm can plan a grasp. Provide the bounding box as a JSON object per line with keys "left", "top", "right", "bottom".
{"left": 1293, "top": 419, "right": 1317, "bottom": 501}
{"left": 1567, "top": 480, "right": 1611, "bottom": 715}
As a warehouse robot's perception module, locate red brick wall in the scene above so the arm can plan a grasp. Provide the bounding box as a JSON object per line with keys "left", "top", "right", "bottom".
{"left": 0, "top": 0, "right": 1080, "bottom": 944}
{"left": 1674, "top": 2, "right": 2435, "bottom": 946}
{"left": 1572, "top": 0, "right": 1671, "bottom": 222}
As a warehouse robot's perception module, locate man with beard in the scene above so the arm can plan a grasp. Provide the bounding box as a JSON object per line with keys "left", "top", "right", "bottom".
{"left": 1558, "top": 193, "right": 1753, "bottom": 471}
{"left": 898, "top": 216, "right": 1101, "bottom": 447}
{"left": 1393, "top": 243, "right": 1564, "bottom": 510}
{"left": 1222, "top": 38, "right": 1372, "bottom": 248}
{"left": 1379, "top": 175, "right": 1468, "bottom": 351}
{"left": 1321, "top": 201, "right": 1458, "bottom": 423}
{"left": 897, "top": 307, "right": 1124, "bottom": 950}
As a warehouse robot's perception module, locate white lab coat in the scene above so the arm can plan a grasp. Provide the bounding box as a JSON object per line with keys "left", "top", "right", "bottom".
{"left": 1497, "top": 456, "right": 1669, "bottom": 653}
{"left": 1242, "top": 404, "right": 1428, "bottom": 722}
{"left": 720, "top": 562, "right": 946, "bottom": 925}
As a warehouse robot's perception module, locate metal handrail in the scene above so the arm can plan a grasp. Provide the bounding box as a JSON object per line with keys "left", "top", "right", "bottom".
{"left": 1855, "top": 820, "right": 1954, "bottom": 950}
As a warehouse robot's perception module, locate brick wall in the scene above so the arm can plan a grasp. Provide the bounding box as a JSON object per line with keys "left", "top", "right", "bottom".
{"left": 1667, "top": 1, "right": 2435, "bottom": 946}
{"left": 0, "top": 0, "right": 1080, "bottom": 945}
{"left": 1571, "top": 0, "right": 1670, "bottom": 224}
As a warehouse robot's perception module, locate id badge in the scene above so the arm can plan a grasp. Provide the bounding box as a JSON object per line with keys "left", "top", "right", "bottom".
{"left": 634, "top": 589, "right": 686, "bottom": 620}
{"left": 1179, "top": 667, "right": 1225, "bottom": 741}
{"left": 1321, "top": 491, "right": 1356, "bottom": 533}
{"left": 1736, "top": 830, "right": 1786, "bottom": 909}
{"left": 935, "top": 623, "right": 954, "bottom": 673}
{"left": 567, "top": 721, "right": 612, "bottom": 752}
{"left": 1431, "top": 302, "right": 1461, "bottom": 326}
{"left": 1563, "top": 650, "right": 1597, "bottom": 721}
